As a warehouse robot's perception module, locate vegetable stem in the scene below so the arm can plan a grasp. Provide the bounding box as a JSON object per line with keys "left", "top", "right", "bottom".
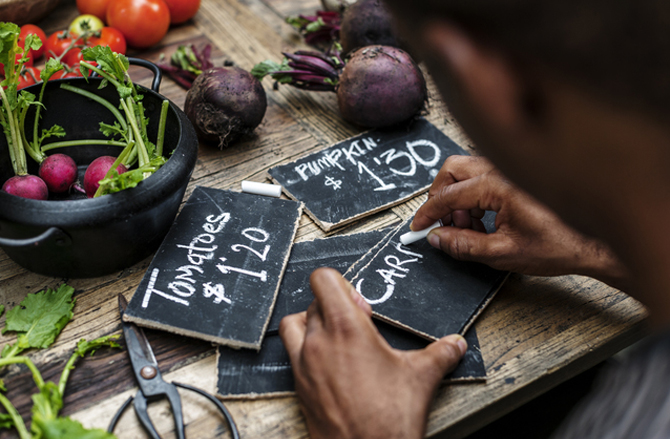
{"left": 78, "top": 61, "right": 124, "bottom": 90}
{"left": 121, "top": 98, "right": 149, "bottom": 167}
{"left": 59, "top": 84, "right": 128, "bottom": 133}
{"left": 0, "top": 393, "right": 30, "bottom": 439}
{"left": 57, "top": 352, "right": 80, "bottom": 397}
{"left": 41, "top": 139, "right": 127, "bottom": 152}
{"left": 156, "top": 100, "right": 169, "bottom": 157}
{"left": 0, "top": 85, "right": 26, "bottom": 175}
{"left": 0, "top": 356, "right": 46, "bottom": 389}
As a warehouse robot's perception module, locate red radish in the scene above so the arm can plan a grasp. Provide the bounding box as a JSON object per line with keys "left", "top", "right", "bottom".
{"left": 84, "top": 156, "right": 128, "bottom": 198}
{"left": 39, "top": 154, "right": 78, "bottom": 193}
{"left": 2, "top": 175, "right": 48, "bottom": 200}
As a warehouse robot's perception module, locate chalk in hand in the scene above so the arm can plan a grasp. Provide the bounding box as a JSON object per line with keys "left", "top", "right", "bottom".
{"left": 399, "top": 221, "right": 443, "bottom": 245}
{"left": 241, "top": 181, "right": 282, "bottom": 198}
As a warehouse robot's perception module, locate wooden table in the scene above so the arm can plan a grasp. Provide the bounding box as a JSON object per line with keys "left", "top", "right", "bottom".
{"left": 0, "top": 0, "right": 649, "bottom": 437}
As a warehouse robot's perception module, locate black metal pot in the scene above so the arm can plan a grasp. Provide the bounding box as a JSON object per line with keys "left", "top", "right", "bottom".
{"left": 0, "top": 59, "right": 198, "bottom": 278}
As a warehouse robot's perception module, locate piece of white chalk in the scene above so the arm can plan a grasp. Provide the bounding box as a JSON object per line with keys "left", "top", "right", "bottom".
{"left": 399, "top": 221, "right": 442, "bottom": 245}
{"left": 241, "top": 181, "right": 283, "bottom": 198}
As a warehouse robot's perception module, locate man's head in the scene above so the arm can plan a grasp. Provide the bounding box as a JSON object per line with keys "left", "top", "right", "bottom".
{"left": 383, "top": 0, "right": 670, "bottom": 273}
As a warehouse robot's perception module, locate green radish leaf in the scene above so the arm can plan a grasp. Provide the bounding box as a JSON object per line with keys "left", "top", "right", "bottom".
{"left": 99, "top": 121, "right": 125, "bottom": 138}
{"left": 31, "top": 381, "right": 62, "bottom": 422}
{"left": 75, "top": 335, "right": 121, "bottom": 358}
{"left": 41, "top": 58, "right": 64, "bottom": 82}
{"left": 0, "top": 304, "right": 4, "bottom": 316}
{"left": 0, "top": 412, "right": 13, "bottom": 429}
{"left": 1, "top": 285, "right": 75, "bottom": 358}
{"left": 40, "top": 125, "right": 66, "bottom": 143}
{"left": 0, "top": 378, "right": 5, "bottom": 392}
{"left": 31, "top": 414, "right": 116, "bottom": 439}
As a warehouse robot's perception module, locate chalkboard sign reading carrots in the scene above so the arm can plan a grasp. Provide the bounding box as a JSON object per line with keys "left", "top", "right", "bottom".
{"left": 124, "top": 187, "right": 302, "bottom": 350}
{"left": 268, "top": 118, "right": 467, "bottom": 231}
{"left": 345, "top": 218, "right": 508, "bottom": 340}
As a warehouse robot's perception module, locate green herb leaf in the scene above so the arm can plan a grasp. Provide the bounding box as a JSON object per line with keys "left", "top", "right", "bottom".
{"left": 0, "top": 412, "right": 13, "bottom": 429}
{"left": 250, "top": 59, "right": 290, "bottom": 81}
{"left": 41, "top": 58, "right": 65, "bottom": 82}
{"left": 32, "top": 415, "right": 116, "bottom": 439}
{"left": 1, "top": 285, "right": 75, "bottom": 358}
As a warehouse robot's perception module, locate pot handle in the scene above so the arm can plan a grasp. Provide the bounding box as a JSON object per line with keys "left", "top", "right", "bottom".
{"left": 127, "top": 57, "right": 163, "bottom": 93}
{"left": 0, "top": 227, "right": 71, "bottom": 248}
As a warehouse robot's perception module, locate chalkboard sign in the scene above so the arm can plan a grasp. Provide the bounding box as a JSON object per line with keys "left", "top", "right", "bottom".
{"left": 346, "top": 218, "right": 508, "bottom": 340}
{"left": 266, "top": 229, "right": 392, "bottom": 333}
{"left": 124, "top": 187, "right": 302, "bottom": 350}
{"left": 268, "top": 118, "right": 467, "bottom": 231}
{"left": 216, "top": 323, "right": 485, "bottom": 399}
{"left": 215, "top": 230, "right": 487, "bottom": 399}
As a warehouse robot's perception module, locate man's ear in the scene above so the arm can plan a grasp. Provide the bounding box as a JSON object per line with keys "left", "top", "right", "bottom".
{"left": 422, "top": 21, "right": 530, "bottom": 133}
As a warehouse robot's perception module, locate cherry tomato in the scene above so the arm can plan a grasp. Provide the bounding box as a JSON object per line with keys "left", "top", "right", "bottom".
{"left": 162, "top": 0, "right": 200, "bottom": 24}
{"left": 76, "top": 0, "right": 114, "bottom": 23}
{"left": 18, "top": 66, "right": 41, "bottom": 90}
{"left": 106, "top": 0, "right": 170, "bottom": 49}
{"left": 87, "top": 27, "right": 127, "bottom": 54}
{"left": 69, "top": 14, "right": 105, "bottom": 36}
{"left": 19, "top": 24, "right": 47, "bottom": 60}
{"left": 44, "top": 30, "right": 81, "bottom": 61}
{"left": 63, "top": 47, "right": 84, "bottom": 67}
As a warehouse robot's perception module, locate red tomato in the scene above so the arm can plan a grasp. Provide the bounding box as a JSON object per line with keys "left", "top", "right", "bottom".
{"left": 76, "top": 0, "right": 114, "bottom": 23}
{"left": 18, "top": 66, "right": 41, "bottom": 89}
{"left": 63, "top": 47, "right": 84, "bottom": 67}
{"left": 19, "top": 24, "right": 47, "bottom": 60}
{"left": 44, "top": 30, "right": 81, "bottom": 61}
{"left": 106, "top": 0, "right": 170, "bottom": 49}
{"left": 162, "top": 0, "right": 200, "bottom": 24}
{"left": 87, "top": 27, "right": 127, "bottom": 54}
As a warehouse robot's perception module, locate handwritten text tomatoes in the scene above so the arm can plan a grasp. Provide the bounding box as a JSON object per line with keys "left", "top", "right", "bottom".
{"left": 106, "top": 0, "right": 170, "bottom": 48}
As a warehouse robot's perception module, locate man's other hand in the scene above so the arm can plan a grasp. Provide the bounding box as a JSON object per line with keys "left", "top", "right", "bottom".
{"left": 280, "top": 268, "right": 467, "bottom": 439}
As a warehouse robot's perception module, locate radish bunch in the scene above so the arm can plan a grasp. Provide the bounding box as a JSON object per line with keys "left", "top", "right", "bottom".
{"left": 252, "top": 45, "right": 426, "bottom": 128}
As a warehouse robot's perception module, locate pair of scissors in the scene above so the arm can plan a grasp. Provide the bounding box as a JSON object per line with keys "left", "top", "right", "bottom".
{"left": 109, "top": 294, "right": 240, "bottom": 439}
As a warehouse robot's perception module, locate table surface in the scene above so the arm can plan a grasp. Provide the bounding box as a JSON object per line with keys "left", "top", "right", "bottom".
{"left": 0, "top": 0, "right": 649, "bottom": 438}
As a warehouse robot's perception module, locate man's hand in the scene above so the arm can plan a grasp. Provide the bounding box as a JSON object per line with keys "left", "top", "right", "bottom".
{"left": 413, "top": 156, "right": 629, "bottom": 289}
{"left": 280, "top": 268, "right": 467, "bottom": 439}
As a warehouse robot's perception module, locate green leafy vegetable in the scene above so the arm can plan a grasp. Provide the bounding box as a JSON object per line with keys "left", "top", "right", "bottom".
{"left": 1, "top": 285, "right": 75, "bottom": 359}
{"left": 0, "top": 284, "right": 121, "bottom": 439}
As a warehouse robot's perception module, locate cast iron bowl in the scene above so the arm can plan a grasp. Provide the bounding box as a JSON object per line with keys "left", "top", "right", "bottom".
{"left": 0, "top": 59, "right": 198, "bottom": 278}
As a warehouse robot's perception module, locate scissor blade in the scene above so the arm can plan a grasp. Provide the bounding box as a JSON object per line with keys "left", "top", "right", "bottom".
{"left": 117, "top": 294, "right": 158, "bottom": 369}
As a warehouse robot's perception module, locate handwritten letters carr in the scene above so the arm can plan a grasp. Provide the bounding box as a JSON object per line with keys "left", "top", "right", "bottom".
{"left": 124, "top": 187, "right": 302, "bottom": 350}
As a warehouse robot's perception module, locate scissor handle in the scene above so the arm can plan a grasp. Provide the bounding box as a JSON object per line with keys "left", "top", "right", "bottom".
{"left": 107, "top": 384, "right": 240, "bottom": 439}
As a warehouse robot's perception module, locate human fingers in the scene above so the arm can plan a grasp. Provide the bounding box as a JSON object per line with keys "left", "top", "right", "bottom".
{"left": 427, "top": 155, "right": 495, "bottom": 198}
{"left": 414, "top": 173, "right": 506, "bottom": 231}
{"left": 427, "top": 225, "right": 508, "bottom": 266}
{"left": 408, "top": 334, "right": 467, "bottom": 385}
{"left": 279, "top": 312, "right": 307, "bottom": 366}
{"left": 309, "top": 267, "right": 367, "bottom": 331}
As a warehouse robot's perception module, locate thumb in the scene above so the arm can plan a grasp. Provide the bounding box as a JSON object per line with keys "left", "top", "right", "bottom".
{"left": 410, "top": 334, "right": 468, "bottom": 384}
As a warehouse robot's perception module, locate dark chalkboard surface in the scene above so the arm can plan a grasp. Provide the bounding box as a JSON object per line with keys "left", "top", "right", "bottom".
{"left": 215, "top": 230, "right": 487, "bottom": 399}
{"left": 346, "top": 217, "right": 508, "bottom": 340}
{"left": 268, "top": 118, "right": 467, "bottom": 231}
{"left": 266, "top": 229, "right": 392, "bottom": 333}
{"left": 216, "top": 323, "right": 485, "bottom": 399}
{"left": 124, "top": 187, "right": 302, "bottom": 350}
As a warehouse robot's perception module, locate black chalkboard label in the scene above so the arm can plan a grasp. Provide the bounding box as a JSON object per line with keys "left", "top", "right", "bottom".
{"left": 216, "top": 230, "right": 487, "bottom": 399}
{"left": 124, "top": 187, "right": 302, "bottom": 350}
{"left": 268, "top": 118, "right": 467, "bottom": 231}
{"left": 345, "top": 218, "right": 508, "bottom": 340}
{"left": 215, "top": 327, "right": 485, "bottom": 399}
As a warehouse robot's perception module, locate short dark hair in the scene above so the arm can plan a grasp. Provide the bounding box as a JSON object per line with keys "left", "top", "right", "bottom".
{"left": 384, "top": 0, "right": 670, "bottom": 118}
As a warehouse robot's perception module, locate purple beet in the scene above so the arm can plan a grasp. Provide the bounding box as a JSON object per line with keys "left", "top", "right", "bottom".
{"left": 39, "top": 153, "right": 78, "bottom": 193}
{"left": 84, "top": 156, "right": 128, "bottom": 198}
{"left": 2, "top": 175, "right": 49, "bottom": 200}
{"left": 336, "top": 46, "right": 426, "bottom": 128}
{"left": 184, "top": 66, "right": 267, "bottom": 149}
{"left": 339, "top": 0, "right": 400, "bottom": 55}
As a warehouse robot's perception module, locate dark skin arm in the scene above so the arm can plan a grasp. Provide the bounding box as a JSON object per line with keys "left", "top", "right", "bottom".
{"left": 280, "top": 268, "right": 467, "bottom": 439}
{"left": 412, "top": 155, "right": 630, "bottom": 291}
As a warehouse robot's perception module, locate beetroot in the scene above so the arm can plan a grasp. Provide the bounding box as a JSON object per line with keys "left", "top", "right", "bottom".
{"left": 337, "top": 46, "right": 425, "bottom": 127}
{"left": 184, "top": 67, "right": 267, "bottom": 149}
{"left": 39, "top": 154, "right": 78, "bottom": 194}
{"left": 339, "top": 0, "right": 400, "bottom": 55}
{"left": 84, "top": 156, "right": 128, "bottom": 198}
{"left": 252, "top": 45, "right": 426, "bottom": 128}
{"left": 2, "top": 175, "right": 49, "bottom": 200}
